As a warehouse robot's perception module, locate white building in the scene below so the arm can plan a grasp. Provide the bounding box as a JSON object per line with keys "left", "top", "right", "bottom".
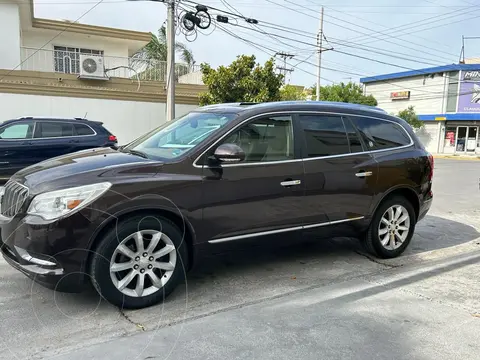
{"left": 0, "top": 0, "right": 204, "bottom": 144}
{"left": 361, "top": 64, "right": 480, "bottom": 155}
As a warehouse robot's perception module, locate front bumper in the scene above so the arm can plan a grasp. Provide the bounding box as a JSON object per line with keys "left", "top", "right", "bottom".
{"left": 0, "top": 211, "right": 96, "bottom": 293}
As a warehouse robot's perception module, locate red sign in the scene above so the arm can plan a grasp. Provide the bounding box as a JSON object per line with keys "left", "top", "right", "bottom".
{"left": 446, "top": 131, "right": 455, "bottom": 145}
{"left": 390, "top": 91, "right": 410, "bottom": 100}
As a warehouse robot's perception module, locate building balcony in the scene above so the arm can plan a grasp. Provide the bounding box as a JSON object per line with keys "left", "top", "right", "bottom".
{"left": 19, "top": 47, "right": 202, "bottom": 83}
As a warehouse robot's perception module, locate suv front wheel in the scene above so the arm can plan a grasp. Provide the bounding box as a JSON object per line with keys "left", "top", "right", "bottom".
{"left": 89, "top": 215, "right": 188, "bottom": 309}
{"left": 363, "top": 196, "right": 416, "bottom": 259}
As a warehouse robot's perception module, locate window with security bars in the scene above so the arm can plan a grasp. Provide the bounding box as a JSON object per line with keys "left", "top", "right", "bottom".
{"left": 53, "top": 46, "right": 104, "bottom": 74}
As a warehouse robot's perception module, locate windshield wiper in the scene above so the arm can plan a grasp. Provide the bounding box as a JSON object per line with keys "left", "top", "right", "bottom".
{"left": 121, "top": 148, "right": 149, "bottom": 159}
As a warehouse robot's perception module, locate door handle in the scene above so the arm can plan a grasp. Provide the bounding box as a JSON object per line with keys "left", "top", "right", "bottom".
{"left": 69, "top": 139, "right": 80, "bottom": 143}
{"left": 22, "top": 141, "right": 32, "bottom": 145}
{"left": 355, "top": 171, "right": 373, "bottom": 178}
{"left": 281, "top": 179, "right": 302, "bottom": 187}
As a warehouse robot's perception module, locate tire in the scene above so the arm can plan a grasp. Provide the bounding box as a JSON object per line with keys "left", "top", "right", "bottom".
{"left": 89, "top": 215, "right": 188, "bottom": 309}
{"left": 362, "top": 196, "right": 416, "bottom": 259}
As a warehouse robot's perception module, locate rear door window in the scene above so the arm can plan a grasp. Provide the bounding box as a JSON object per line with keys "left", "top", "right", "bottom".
{"left": 349, "top": 116, "right": 411, "bottom": 150}
{"left": 34, "top": 122, "right": 75, "bottom": 138}
{"left": 298, "top": 115, "right": 350, "bottom": 157}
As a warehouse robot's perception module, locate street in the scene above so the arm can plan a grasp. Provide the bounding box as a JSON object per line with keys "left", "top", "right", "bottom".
{"left": 1, "top": 158, "right": 479, "bottom": 360}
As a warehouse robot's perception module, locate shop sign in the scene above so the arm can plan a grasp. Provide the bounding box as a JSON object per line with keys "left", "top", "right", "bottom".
{"left": 457, "top": 70, "right": 480, "bottom": 112}
{"left": 390, "top": 91, "right": 410, "bottom": 100}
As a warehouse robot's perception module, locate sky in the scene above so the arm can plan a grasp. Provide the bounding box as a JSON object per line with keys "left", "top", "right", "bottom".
{"left": 33, "top": 0, "right": 480, "bottom": 89}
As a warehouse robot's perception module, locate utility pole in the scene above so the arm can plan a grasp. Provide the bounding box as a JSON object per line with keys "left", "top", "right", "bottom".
{"left": 316, "top": 6, "right": 324, "bottom": 101}
{"left": 166, "top": 0, "right": 175, "bottom": 121}
{"left": 275, "top": 52, "right": 294, "bottom": 83}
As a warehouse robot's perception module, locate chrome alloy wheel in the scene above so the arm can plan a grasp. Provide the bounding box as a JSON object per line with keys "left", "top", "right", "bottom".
{"left": 109, "top": 230, "right": 177, "bottom": 297}
{"left": 378, "top": 205, "right": 411, "bottom": 250}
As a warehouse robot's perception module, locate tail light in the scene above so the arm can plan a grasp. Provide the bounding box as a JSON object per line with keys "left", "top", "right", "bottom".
{"left": 427, "top": 153, "right": 434, "bottom": 180}
{"left": 108, "top": 135, "right": 117, "bottom": 142}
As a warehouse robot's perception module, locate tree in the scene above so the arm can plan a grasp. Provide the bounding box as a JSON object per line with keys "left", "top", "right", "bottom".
{"left": 310, "top": 82, "right": 378, "bottom": 106}
{"left": 131, "top": 26, "right": 195, "bottom": 81}
{"left": 199, "top": 55, "right": 284, "bottom": 106}
{"left": 280, "top": 84, "right": 307, "bottom": 101}
{"left": 397, "top": 106, "right": 423, "bottom": 129}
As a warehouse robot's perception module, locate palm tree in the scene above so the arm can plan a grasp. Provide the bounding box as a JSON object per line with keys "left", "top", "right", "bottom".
{"left": 131, "top": 26, "right": 195, "bottom": 81}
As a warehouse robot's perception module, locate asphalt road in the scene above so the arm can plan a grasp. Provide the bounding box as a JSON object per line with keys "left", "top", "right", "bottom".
{"left": 0, "top": 159, "right": 479, "bottom": 360}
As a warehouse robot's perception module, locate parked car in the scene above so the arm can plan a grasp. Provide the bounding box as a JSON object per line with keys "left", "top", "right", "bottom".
{"left": 0, "top": 101, "right": 433, "bottom": 309}
{"left": 0, "top": 117, "right": 117, "bottom": 182}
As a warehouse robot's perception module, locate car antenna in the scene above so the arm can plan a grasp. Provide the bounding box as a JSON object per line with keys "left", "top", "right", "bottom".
{"left": 83, "top": 112, "right": 88, "bottom": 119}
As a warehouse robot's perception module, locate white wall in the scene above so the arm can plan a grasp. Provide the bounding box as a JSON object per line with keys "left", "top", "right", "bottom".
{"left": 0, "top": 93, "right": 197, "bottom": 144}
{"left": 364, "top": 73, "right": 446, "bottom": 115}
{"left": 178, "top": 71, "right": 204, "bottom": 85}
{"left": 0, "top": 4, "right": 21, "bottom": 70}
{"left": 21, "top": 31, "right": 130, "bottom": 73}
{"left": 415, "top": 122, "right": 441, "bottom": 153}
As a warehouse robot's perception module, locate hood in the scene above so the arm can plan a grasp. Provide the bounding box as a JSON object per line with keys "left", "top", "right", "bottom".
{"left": 14, "top": 147, "right": 163, "bottom": 189}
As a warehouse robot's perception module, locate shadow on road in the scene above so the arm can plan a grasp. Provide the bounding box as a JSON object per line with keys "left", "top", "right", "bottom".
{"left": 193, "top": 214, "right": 479, "bottom": 276}
{"left": 406, "top": 215, "right": 479, "bottom": 255}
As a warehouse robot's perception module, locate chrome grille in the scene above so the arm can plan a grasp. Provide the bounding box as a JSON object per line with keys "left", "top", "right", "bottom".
{"left": 1, "top": 181, "right": 29, "bottom": 217}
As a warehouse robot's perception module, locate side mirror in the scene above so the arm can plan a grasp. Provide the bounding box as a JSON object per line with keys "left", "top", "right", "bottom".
{"left": 213, "top": 143, "right": 245, "bottom": 163}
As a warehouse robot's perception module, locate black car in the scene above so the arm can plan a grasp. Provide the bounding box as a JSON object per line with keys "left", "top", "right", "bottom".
{"left": 0, "top": 101, "right": 433, "bottom": 309}
{"left": 0, "top": 116, "right": 117, "bottom": 181}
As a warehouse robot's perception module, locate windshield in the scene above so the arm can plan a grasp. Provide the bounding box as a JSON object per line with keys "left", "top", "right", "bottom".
{"left": 124, "top": 112, "right": 237, "bottom": 160}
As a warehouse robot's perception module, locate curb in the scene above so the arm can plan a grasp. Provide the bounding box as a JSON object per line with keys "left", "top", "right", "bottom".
{"left": 433, "top": 155, "right": 480, "bottom": 161}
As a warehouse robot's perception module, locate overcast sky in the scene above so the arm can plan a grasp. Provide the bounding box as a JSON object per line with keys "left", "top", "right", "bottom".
{"left": 35, "top": 0, "right": 478, "bottom": 94}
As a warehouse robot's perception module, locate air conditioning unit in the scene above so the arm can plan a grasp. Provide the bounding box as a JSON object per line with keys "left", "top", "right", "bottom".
{"left": 78, "top": 54, "right": 108, "bottom": 80}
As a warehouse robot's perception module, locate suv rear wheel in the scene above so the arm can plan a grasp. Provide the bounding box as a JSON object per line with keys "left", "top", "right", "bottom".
{"left": 89, "top": 215, "right": 188, "bottom": 309}
{"left": 363, "top": 196, "right": 416, "bottom": 258}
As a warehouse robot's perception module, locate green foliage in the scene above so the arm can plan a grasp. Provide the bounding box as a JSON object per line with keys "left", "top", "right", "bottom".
{"left": 280, "top": 85, "right": 307, "bottom": 101}
{"left": 310, "top": 82, "right": 378, "bottom": 106}
{"left": 397, "top": 106, "right": 424, "bottom": 129}
{"left": 199, "top": 55, "right": 284, "bottom": 106}
{"left": 132, "top": 26, "right": 195, "bottom": 67}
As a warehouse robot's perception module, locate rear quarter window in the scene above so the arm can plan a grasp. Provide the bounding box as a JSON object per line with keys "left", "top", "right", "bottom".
{"left": 74, "top": 123, "right": 95, "bottom": 136}
{"left": 349, "top": 116, "right": 411, "bottom": 150}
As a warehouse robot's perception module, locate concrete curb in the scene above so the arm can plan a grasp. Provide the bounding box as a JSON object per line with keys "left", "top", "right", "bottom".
{"left": 433, "top": 155, "right": 480, "bottom": 161}
{"left": 377, "top": 238, "right": 480, "bottom": 267}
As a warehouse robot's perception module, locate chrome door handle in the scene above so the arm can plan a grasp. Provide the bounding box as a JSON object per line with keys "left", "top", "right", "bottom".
{"left": 280, "top": 180, "right": 302, "bottom": 187}
{"left": 355, "top": 171, "right": 373, "bottom": 178}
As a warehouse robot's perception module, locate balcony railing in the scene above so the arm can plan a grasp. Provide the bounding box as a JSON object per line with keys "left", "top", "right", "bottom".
{"left": 20, "top": 47, "right": 200, "bottom": 82}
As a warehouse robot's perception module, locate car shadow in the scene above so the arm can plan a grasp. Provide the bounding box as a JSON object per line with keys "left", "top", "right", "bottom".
{"left": 405, "top": 214, "right": 479, "bottom": 255}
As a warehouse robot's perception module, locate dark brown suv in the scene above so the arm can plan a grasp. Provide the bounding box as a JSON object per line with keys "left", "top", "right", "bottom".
{"left": 0, "top": 101, "right": 433, "bottom": 309}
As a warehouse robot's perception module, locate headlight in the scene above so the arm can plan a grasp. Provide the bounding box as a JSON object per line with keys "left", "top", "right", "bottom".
{"left": 27, "top": 182, "right": 111, "bottom": 221}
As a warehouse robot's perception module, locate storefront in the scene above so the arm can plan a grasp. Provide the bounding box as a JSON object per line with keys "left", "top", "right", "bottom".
{"left": 361, "top": 64, "right": 480, "bottom": 155}
{"left": 419, "top": 67, "right": 480, "bottom": 155}
{"left": 443, "top": 122, "right": 479, "bottom": 154}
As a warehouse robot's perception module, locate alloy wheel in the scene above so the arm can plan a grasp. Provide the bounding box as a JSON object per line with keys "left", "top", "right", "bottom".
{"left": 109, "top": 230, "right": 177, "bottom": 298}
{"left": 378, "top": 205, "right": 411, "bottom": 250}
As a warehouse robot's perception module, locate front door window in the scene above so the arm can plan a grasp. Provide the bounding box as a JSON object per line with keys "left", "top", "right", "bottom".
{"left": 221, "top": 115, "right": 294, "bottom": 163}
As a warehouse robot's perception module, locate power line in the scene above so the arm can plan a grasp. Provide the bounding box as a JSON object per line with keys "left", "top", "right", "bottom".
{"left": 214, "top": 22, "right": 334, "bottom": 83}
{"left": 180, "top": 1, "right": 480, "bottom": 101}
{"left": 345, "top": 2, "right": 476, "bottom": 44}
{"left": 223, "top": 21, "right": 452, "bottom": 75}
{"left": 268, "top": 0, "right": 459, "bottom": 62}
{"left": 302, "top": 0, "right": 456, "bottom": 53}
{"left": 213, "top": 21, "right": 448, "bottom": 97}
